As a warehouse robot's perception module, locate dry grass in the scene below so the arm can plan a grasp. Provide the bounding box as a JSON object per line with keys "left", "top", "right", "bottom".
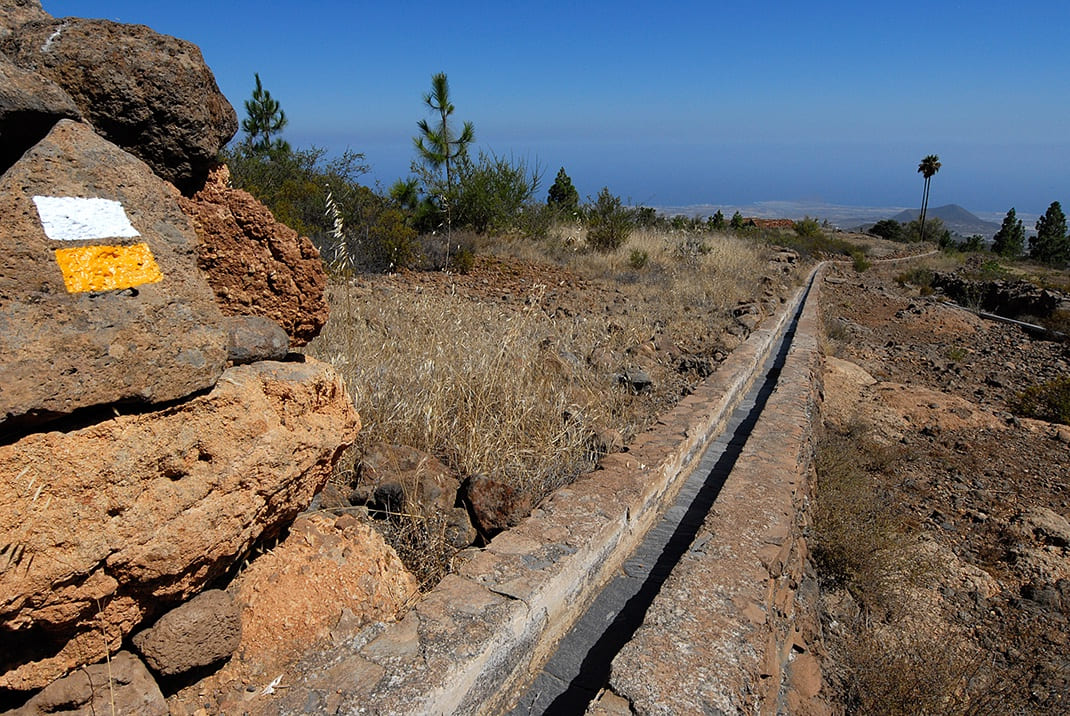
{"left": 307, "top": 225, "right": 782, "bottom": 582}
{"left": 310, "top": 283, "right": 630, "bottom": 502}
{"left": 310, "top": 227, "right": 774, "bottom": 496}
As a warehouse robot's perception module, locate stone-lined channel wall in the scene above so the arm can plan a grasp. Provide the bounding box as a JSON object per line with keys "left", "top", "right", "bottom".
{"left": 263, "top": 268, "right": 826, "bottom": 716}
{"left": 591, "top": 268, "right": 828, "bottom": 715}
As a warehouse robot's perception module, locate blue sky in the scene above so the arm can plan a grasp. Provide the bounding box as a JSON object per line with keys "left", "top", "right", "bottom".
{"left": 43, "top": 1, "right": 1070, "bottom": 215}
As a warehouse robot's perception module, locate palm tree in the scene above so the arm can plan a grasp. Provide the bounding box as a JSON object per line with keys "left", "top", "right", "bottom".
{"left": 917, "top": 154, "right": 941, "bottom": 243}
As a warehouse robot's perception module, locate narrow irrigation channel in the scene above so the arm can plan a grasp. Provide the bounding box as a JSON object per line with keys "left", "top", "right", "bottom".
{"left": 508, "top": 281, "right": 808, "bottom": 715}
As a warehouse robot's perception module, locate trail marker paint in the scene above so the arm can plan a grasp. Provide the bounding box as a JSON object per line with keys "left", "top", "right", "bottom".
{"left": 53, "top": 243, "right": 162, "bottom": 293}
{"left": 32, "top": 196, "right": 162, "bottom": 293}
{"left": 32, "top": 196, "right": 141, "bottom": 242}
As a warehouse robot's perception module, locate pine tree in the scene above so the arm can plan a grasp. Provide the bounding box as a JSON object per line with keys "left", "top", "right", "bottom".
{"left": 413, "top": 72, "right": 474, "bottom": 199}
{"left": 241, "top": 73, "right": 290, "bottom": 156}
{"left": 1030, "top": 201, "right": 1069, "bottom": 264}
{"left": 547, "top": 167, "right": 579, "bottom": 213}
{"left": 991, "top": 207, "right": 1025, "bottom": 257}
{"left": 709, "top": 210, "right": 726, "bottom": 231}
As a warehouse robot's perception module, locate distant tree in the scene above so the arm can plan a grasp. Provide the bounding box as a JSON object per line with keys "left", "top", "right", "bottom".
{"left": 708, "top": 210, "right": 726, "bottom": 231}
{"left": 916, "top": 154, "right": 941, "bottom": 243}
{"left": 1030, "top": 201, "right": 1069, "bottom": 264}
{"left": 903, "top": 216, "right": 951, "bottom": 246}
{"left": 729, "top": 210, "right": 745, "bottom": 230}
{"left": 585, "top": 187, "right": 633, "bottom": 251}
{"left": 240, "top": 73, "right": 290, "bottom": 156}
{"left": 868, "top": 218, "right": 903, "bottom": 242}
{"left": 634, "top": 206, "right": 658, "bottom": 227}
{"left": 413, "top": 72, "right": 474, "bottom": 202}
{"left": 959, "top": 234, "right": 985, "bottom": 252}
{"left": 794, "top": 216, "right": 823, "bottom": 238}
{"left": 991, "top": 207, "right": 1025, "bottom": 257}
{"left": 547, "top": 167, "right": 579, "bottom": 213}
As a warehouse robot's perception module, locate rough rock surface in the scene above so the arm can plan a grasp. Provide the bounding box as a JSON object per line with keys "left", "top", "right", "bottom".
{"left": 131, "top": 590, "right": 241, "bottom": 677}
{"left": 0, "top": 358, "right": 360, "bottom": 691}
{"left": 0, "top": 119, "right": 227, "bottom": 429}
{"left": 167, "top": 513, "right": 417, "bottom": 715}
{"left": 822, "top": 355, "right": 1004, "bottom": 442}
{"left": 0, "top": 54, "right": 81, "bottom": 170}
{"left": 8, "top": 651, "right": 166, "bottom": 716}
{"left": 463, "top": 473, "right": 534, "bottom": 537}
{"left": 223, "top": 314, "right": 289, "bottom": 365}
{"left": 1, "top": 17, "right": 236, "bottom": 192}
{"left": 179, "top": 165, "right": 329, "bottom": 345}
{"left": 0, "top": 0, "right": 48, "bottom": 39}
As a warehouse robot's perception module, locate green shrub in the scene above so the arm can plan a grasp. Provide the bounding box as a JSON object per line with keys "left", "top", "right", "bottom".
{"left": 794, "top": 216, "right": 823, "bottom": 239}
{"left": 585, "top": 187, "right": 633, "bottom": 251}
{"left": 1012, "top": 376, "right": 1070, "bottom": 425}
{"left": 453, "top": 151, "right": 540, "bottom": 234}
{"left": 628, "top": 249, "right": 649, "bottom": 270}
{"left": 851, "top": 249, "right": 871, "bottom": 272}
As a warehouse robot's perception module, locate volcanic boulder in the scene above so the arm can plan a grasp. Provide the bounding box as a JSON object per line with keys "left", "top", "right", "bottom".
{"left": 0, "top": 119, "right": 227, "bottom": 429}
{"left": 0, "top": 358, "right": 361, "bottom": 691}
{"left": 0, "top": 55, "right": 81, "bottom": 171}
{"left": 1, "top": 17, "right": 237, "bottom": 192}
{"left": 179, "top": 165, "right": 329, "bottom": 345}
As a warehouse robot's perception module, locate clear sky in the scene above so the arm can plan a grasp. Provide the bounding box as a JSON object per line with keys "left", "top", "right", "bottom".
{"left": 43, "top": 1, "right": 1070, "bottom": 216}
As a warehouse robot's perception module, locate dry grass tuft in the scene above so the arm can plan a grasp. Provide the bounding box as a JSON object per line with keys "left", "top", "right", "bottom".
{"left": 309, "top": 284, "right": 628, "bottom": 502}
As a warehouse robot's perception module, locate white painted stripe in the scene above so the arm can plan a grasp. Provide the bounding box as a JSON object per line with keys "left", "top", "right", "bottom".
{"left": 32, "top": 196, "right": 140, "bottom": 242}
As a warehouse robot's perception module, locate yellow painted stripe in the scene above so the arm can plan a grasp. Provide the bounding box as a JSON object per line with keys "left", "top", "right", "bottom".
{"left": 54, "top": 243, "right": 163, "bottom": 293}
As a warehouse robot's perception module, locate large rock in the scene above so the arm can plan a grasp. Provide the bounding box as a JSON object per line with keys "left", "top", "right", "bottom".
{"left": 131, "top": 590, "right": 242, "bottom": 677}
{"left": 179, "top": 165, "right": 329, "bottom": 345}
{"left": 0, "top": 54, "right": 81, "bottom": 170}
{"left": 0, "top": 119, "right": 227, "bottom": 429}
{"left": 9, "top": 651, "right": 166, "bottom": 716}
{"left": 1, "top": 17, "right": 236, "bottom": 192}
{"left": 0, "top": 358, "right": 360, "bottom": 691}
{"left": 167, "top": 513, "right": 417, "bottom": 715}
{"left": 0, "top": 0, "right": 48, "bottom": 39}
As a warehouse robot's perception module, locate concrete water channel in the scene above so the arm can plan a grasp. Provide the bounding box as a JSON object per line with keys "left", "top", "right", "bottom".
{"left": 508, "top": 275, "right": 807, "bottom": 714}
{"left": 269, "top": 266, "right": 826, "bottom": 715}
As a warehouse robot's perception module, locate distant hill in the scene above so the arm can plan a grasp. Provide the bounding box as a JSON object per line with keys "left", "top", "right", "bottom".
{"left": 887, "top": 204, "right": 1001, "bottom": 238}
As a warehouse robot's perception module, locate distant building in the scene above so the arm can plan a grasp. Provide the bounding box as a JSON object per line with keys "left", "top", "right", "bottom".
{"left": 744, "top": 218, "right": 795, "bottom": 230}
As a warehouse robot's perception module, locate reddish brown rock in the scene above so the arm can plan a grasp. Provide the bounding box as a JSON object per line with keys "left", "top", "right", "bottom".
{"left": 0, "top": 54, "right": 81, "bottom": 170}
{"left": 167, "top": 513, "right": 417, "bottom": 715}
{"left": 0, "top": 358, "right": 360, "bottom": 691}
{"left": 0, "top": 119, "right": 227, "bottom": 429}
{"left": 8, "top": 651, "right": 166, "bottom": 716}
{"left": 132, "top": 590, "right": 241, "bottom": 677}
{"left": 463, "top": 473, "right": 533, "bottom": 537}
{"left": 0, "top": 0, "right": 49, "bottom": 39}
{"left": 1, "top": 17, "right": 236, "bottom": 192}
{"left": 179, "top": 165, "right": 329, "bottom": 345}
